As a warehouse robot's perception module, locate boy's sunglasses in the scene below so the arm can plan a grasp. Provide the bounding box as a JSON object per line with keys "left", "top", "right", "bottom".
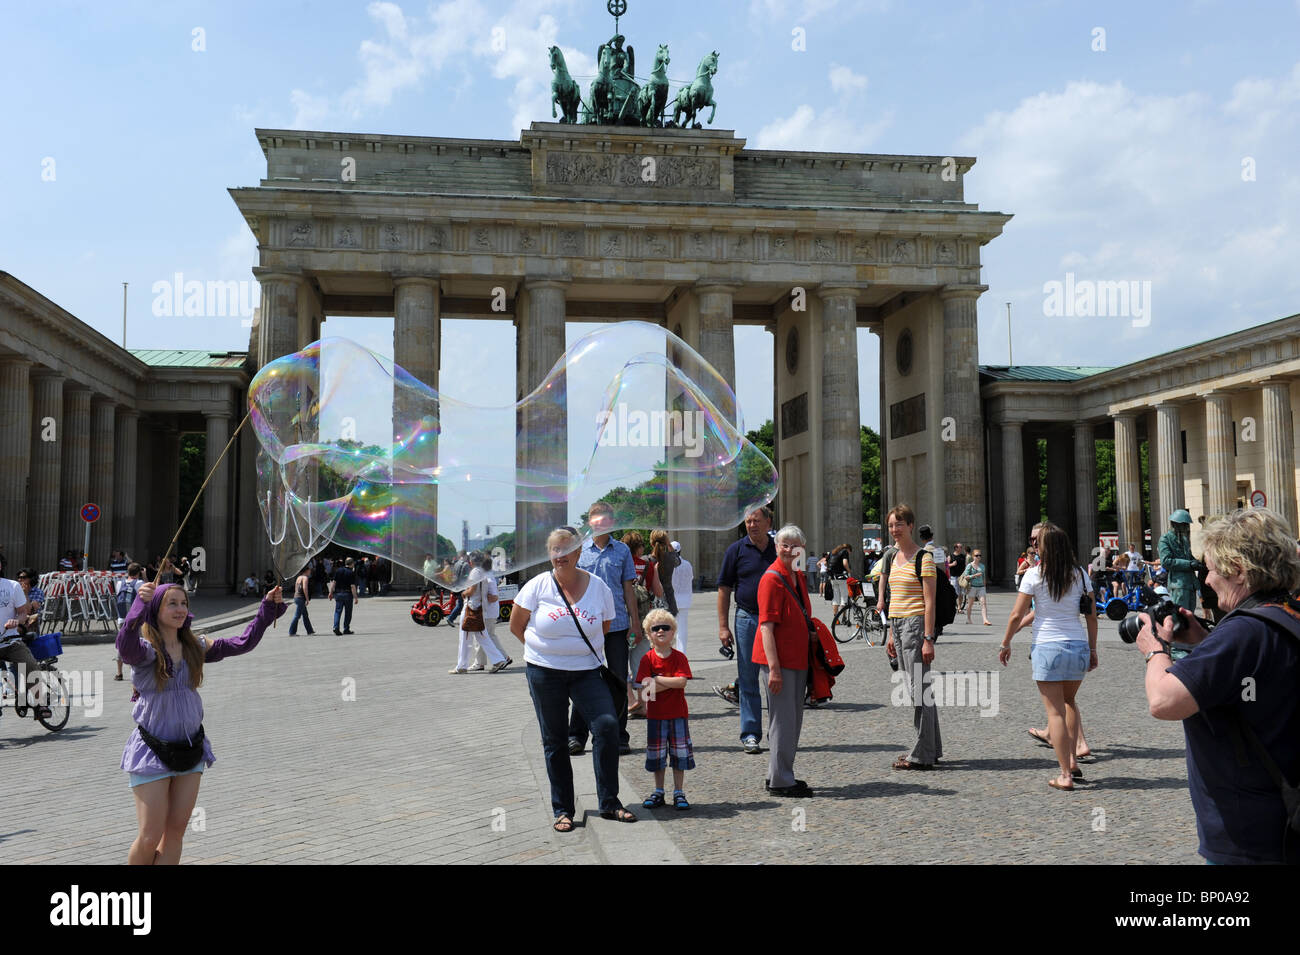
{"left": 650, "top": 624, "right": 674, "bottom": 634}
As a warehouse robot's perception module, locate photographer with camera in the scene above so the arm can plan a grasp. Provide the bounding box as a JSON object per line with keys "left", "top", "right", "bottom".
{"left": 1135, "top": 506, "right": 1300, "bottom": 864}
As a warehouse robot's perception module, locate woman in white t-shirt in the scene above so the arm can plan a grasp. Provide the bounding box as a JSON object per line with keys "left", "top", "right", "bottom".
{"left": 466, "top": 555, "right": 512, "bottom": 671}
{"left": 509, "top": 526, "right": 635, "bottom": 830}
{"left": 998, "top": 522, "right": 1098, "bottom": 792}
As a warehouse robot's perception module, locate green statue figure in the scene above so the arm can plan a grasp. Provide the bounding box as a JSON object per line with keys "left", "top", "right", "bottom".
{"left": 588, "top": 33, "right": 640, "bottom": 124}
{"left": 1158, "top": 508, "right": 1205, "bottom": 612}
{"left": 672, "top": 50, "right": 719, "bottom": 128}
{"left": 549, "top": 46, "right": 581, "bottom": 124}
{"left": 636, "top": 43, "right": 670, "bottom": 127}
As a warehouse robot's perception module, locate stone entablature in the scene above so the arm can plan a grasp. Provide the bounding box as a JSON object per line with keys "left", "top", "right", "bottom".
{"left": 982, "top": 313, "right": 1300, "bottom": 424}
{"left": 0, "top": 273, "right": 147, "bottom": 406}
{"left": 253, "top": 123, "right": 979, "bottom": 208}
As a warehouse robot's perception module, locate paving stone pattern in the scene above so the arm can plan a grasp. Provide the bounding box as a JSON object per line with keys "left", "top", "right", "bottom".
{"left": 0, "top": 588, "right": 1201, "bottom": 864}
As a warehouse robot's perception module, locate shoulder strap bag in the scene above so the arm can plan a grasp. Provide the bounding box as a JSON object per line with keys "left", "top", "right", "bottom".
{"left": 550, "top": 572, "right": 625, "bottom": 700}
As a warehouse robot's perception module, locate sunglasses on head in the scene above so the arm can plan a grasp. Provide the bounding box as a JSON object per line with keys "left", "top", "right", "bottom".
{"left": 650, "top": 624, "right": 674, "bottom": 634}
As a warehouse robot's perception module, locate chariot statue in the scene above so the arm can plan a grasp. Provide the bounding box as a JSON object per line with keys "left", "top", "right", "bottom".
{"left": 543, "top": 0, "right": 720, "bottom": 129}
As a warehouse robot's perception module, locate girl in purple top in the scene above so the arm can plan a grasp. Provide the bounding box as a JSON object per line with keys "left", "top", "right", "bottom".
{"left": 117, "top": 580, "right": 286, "bottom": 864}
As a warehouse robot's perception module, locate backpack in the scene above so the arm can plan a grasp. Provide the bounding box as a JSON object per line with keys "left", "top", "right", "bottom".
{"left": 880, "top": 546, "right": 957, "bottom": 637}
{"left": 115, "top": 578, "right": 141, "bottom": 619}
{"left": 633, "top": 559, "right": 656, "bottom": 624}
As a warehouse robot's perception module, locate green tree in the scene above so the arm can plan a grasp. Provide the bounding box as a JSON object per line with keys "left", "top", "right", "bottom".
{"left": 861, "top": 425, "right": 880, "bottom": 523}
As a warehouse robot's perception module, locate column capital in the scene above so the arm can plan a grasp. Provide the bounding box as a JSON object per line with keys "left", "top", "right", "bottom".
{"left": 251, "top": 267, "right": 305, "bottom": 286}
{"left": 1196, "top": 386, "right": 1238, "bottom": 400}
{"left": 1258, "top": 377, "right": 1294, "bottom": 390}
{"left": 203, "top": 410, "right": 234, "bottom": 420}
{"left": 116, "top": 407, "right": 141, "bottom": 421}
{"left": 0, "top": 357, "right": 33, "bottom": 370}
{"left": 30, "top": 369, "right": 65, "bottom": 383}
{"left": 938, "top": 284, "right": 988, "bottom": 302}
{"left": 391, "top": 272, "right": 441, "bottom": 289}
{"left": 693, "top": 279, "right": 739, "bottom": 294}
{"left": 1153, "top": 399, "right": 1185, "bottom": 411}
{"left": 1111, "top": 410, "right": 1137, "bottom": 423}
{"left": 816, "top": 283, "right": 869, "bottom": 302}
{"left": 523, "top": 276, "right": 571, "bottom": 291}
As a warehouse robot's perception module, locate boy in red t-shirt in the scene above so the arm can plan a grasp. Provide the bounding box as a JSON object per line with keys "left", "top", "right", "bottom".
{"left": 635, "top": 609, "right": 694, "bottom": 810}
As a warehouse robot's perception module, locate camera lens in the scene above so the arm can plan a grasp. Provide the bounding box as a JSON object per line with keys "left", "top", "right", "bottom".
{"left": 1118, "top": 612, "right": 1143, "bottom": 643}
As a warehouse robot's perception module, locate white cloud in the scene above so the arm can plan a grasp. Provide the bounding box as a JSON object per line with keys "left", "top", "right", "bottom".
{"left": 958, "top": 69, "right": 1300, "bottom": 359}
{"left": 754, "top": 64, "right": 889, "bottom": 150}
{"left": 828, "top": 63, "right": 867, "bottom": 95}
{"left": 289, "top": 89, "right": 333, "bottom": 129}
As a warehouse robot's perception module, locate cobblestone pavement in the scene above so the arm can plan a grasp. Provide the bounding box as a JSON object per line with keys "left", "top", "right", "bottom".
{"left": 0, "top": 588, "right": 1201, "bottom": 864}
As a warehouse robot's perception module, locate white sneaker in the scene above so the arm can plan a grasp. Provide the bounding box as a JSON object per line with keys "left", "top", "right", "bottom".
{"left": 467, "top": 664, "right": 485, "bottom": 671}
{"left": 448, "top": 667, "right": 468, "bottom": 674}
{"left": 743, "top": 736, "right": 761, "bottom": 754}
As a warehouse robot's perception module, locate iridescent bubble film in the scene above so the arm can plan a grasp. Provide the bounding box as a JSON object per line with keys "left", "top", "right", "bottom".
{"left": 248, "top": 322, "right": 778, "bottom": 588}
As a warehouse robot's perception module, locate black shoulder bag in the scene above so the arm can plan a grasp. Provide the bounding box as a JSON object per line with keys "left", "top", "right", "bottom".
{"left": 550, "top": 572, "right": 625, "bottom": 701}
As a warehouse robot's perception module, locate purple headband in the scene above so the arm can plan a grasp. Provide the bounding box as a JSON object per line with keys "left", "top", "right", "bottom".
{"left": 147, "top": 582, "right": 195, "bottom": 629}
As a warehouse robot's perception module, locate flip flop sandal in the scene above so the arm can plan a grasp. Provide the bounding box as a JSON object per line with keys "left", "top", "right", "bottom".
{"left": 1071, "top": 768, "right": 1084, "bottom": 780}
{"left": 553, "top": 815, "right": 575, "bottom": 832}
{"left": 892, "top": 757, "right": 932, "bottom": 771}
{"left": 642, "top": 792, "right": 666, "bottom": 809}
{"left": 1048, "top": 778, "right": 1074, "bottom": 791}
{"left": 1027, "top": 728, "right": 1052, "bottom": 747}
{"left": 600, "top": 808, "right": 637, "bottom": 822}
{"left": 673, "top": 792, "right": 691, "bottom": 810}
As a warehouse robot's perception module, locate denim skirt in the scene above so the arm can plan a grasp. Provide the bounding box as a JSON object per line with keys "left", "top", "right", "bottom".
{"left": 1030, "top": 640, "right": 1090, "bottom": 682}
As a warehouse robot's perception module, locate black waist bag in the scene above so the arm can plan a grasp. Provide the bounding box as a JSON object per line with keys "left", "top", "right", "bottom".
{"left": 137, "top": 723, "right": 206, "bottom": 772}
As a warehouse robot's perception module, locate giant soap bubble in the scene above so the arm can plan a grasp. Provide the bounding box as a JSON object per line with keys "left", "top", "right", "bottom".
{"left": 249, "top": 321, "right": 778, "bottom": 589}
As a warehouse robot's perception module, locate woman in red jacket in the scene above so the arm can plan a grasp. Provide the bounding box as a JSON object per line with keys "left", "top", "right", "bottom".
{"left": 755, "top": 524, "right": 816, "bottom": 798}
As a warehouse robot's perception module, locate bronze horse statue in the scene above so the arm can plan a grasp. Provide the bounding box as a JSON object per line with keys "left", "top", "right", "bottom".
{"left": 549, "top": 46, "right": 581, "bottom": 124}
{"left": 636, "top": 44, "right": 670, "bottom": 127}
{"left": 673, "top": 50, "right": 719, "bottom": 128}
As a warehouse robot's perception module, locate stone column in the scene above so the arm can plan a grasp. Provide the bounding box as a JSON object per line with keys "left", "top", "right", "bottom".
{"left": 203, "top": 411, "right": 233, "bottom": 588}
{"left": 1074, "top": 422, "right": 1097, "bottom": 558}
{"left": 88, "top": 400, "right": 116, "bottom": 567}
{"left": 1202, "top": 391, "right": 1235, "bottom": 519}
{"left": 0, "top": 360, "right": 32, "bottom": 566}
{"left": 28, "top": 372, "right": 63, "bottom": 572}
{"left": 1261, "top": 379, "right": 1298, "bottom": 534}
{"left": 515, "top": 279, "right": 568, "bottom": 576}
{"left": 393, "top": 274, "right": 441, "bottom": 589}
{"left": 60, "top": 388, "right": 92, "bottom": 559}
{"left": 253, "top": 269, "right": 303, "bottom": 369}
{"left": 113, "top": 409, "right": 140, "bottom": 563}
{"left": 818, "top": 286, "right": 862, "bottom": 568}
{"left": 1114, "top": 412, "right": 1142, "bottom": 550}
{"left": 1046, "top": 430, "right": 1073, "bottom": 534}
{"left": 695, "top": 282, "right": 738, "bottom": 585}
{"left": 1001, "top": 422, "right": 1025, "bottom": 584}
{"left": 1154, "top": 402, "right": 1184, "bottom": 534}
{"left": 939, "top": 285, "right": 988, "bottom": 550}
{"left": 155, "top": 424, "right": 182, "bottom": 563}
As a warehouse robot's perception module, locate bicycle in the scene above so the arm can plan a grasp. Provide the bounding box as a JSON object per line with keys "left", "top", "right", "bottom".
{"left": 831, "top": 576, "right": 888, "bottom": 645}
{"left": 1, "top": 632, "right": 71, "bottom": 732}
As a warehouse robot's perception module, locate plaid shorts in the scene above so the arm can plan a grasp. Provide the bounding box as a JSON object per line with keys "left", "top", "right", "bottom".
{"left": 645, "top": 717, "right": 695, "bottom": 771}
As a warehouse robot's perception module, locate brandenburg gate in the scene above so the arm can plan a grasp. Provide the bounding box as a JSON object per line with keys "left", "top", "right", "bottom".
{"left": 229, "top": 121, "right": 1010, "bottom": 581}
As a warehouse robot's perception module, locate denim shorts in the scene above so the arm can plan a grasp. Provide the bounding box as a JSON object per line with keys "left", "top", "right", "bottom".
{"left": 129, "top": 763, "right": 205, "bottom": 789}
{"left": 1031, "top": 641, "right": 1090, "bottom": 682}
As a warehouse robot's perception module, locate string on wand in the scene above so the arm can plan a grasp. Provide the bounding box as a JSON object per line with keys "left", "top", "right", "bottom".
{"left": 153, "top": 411, "right": 283, "bottom": 626}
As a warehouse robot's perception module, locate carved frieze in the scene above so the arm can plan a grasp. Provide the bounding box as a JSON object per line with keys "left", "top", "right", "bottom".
{"left": 601, "top": 232, "right": 625, "bottom": 257}
{"left": 427, "top": 225, "right": 447, "bottom": 249}
{"left": 645, "top": 231, "right": 670, "bottom": 256}
{"left": 383, "top": 224, "right": 404, "bottom": 249}
{"left": 545, "top": 152, "right": 720, "bottom": 189}
{"left": 288, "top": 222, "right": 314, "bottom": 246}
{"left": 813, "top": 236, "right": 835, "bottom": 261}
{"left": 472, "top": 227, "right": 494, "bottom": 251}
{"left": 936, "top": 240, "right": 956, "bottom": 264}
{"left": 559, "top": 229, "right": 581, "bottom": 254}
{"left": 336, "top": 225, "right": 360, "bottom": 248}
{"left": 891, "top": 238, "right": 915, "bottom": 263}
{"left": 518, "top": 229, "right": 537, "bottom": 252}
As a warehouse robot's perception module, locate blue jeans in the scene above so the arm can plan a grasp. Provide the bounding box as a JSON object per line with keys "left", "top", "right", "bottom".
{"left": 333, "top": 595, "right": 353, "bottom": 631}
{"left": 448, "top": 594, "right": 463, "bottom": 624}
{"left": 735, "top": 608, "right": 762, "bottom": 742}
{"left": 526, "top": 663, "right": 622, "bottom": 817}
{"left": 569, "top": 629, "right": 630, "bottom": 747}
{"left": 289, "top": 596, "right": 314, "bottom": 635}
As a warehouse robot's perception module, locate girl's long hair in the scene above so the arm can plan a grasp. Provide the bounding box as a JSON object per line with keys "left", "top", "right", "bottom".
{"left": 1038, "top": 522, "right": 1080, "bottom": 602}
{"left": 140, "top": 594, "right": 205, "bottom": 689}
{"left": 650, "top": 529, "right": 672, "bottom": 567}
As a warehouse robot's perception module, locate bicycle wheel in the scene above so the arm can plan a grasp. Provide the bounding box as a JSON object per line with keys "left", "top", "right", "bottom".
{"left": 847, "top": 603, "right": 869, "bottom": 643}
{"left": 37, "top": 671, "right": 70, "bottom": 731}
{"left": 831, "top": 605, "right": 856, "bottom": 643}
{"left": 864, "top": 608, "right": 888, "bottom": 646}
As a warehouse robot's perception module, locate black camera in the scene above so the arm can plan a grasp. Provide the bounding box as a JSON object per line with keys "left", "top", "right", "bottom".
{"left": 1117, "top": 586, "right": 1188, "bottom": 643}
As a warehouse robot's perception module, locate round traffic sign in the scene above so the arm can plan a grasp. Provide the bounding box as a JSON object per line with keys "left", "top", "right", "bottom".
{"left": 1250, "top": 490, "right": 1267, "bottom": 508}
{"left": 80, "top": 503, "right": 100, "bottom": 523}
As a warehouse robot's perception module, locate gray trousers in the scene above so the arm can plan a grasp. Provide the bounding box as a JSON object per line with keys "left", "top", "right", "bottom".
{"left": 890, "top": 615, "right": 942, "bottom": 764}
{"left": 759, "top": 665, "right": 808, "bottom": 788}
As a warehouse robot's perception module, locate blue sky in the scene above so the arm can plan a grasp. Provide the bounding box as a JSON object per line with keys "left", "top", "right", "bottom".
{"left": 5, "top": 0, "right": 1299, "bottom": 475}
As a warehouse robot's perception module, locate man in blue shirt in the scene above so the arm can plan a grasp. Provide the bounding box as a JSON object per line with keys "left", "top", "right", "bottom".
{"left": 569, "top": 500, "right": 642, "bottom": 756}
{"left": 717, "top": 505, "right": 777, "bottom": 754}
